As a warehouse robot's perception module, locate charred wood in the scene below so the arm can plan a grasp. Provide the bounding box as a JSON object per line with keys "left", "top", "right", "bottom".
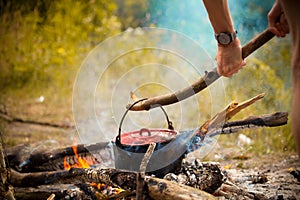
{"left": 145, "top": 176, "right": 216, "bottom": 199}
{"left": 207, "top": 112, "right": 288, "bottom": 137}
{"left": 7, "top": 142, "right": 112, "bottom": 173}
{"left": 14, "top": 184, "right": 94, "bottom": 200}
{"left": 10, "top": 163, "right": 224, "bottom": 195}
{"left": 164, "top": 160, "right": 224, "bottom": 194}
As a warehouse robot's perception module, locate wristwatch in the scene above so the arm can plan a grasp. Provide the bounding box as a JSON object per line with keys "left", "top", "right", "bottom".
{"left": 215, "top": 30, "right": 237, "bottom": 45}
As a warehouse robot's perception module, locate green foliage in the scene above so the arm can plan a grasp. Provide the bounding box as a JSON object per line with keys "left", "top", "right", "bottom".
{"left": 114, "top": 0, "right": 149, "bottom": 30}
{"left": 0, "top": 0, "right": 121, "bottom": 94}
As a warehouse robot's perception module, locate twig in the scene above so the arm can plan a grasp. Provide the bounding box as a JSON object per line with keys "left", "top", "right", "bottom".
{"left": 137, "top": 142, "right": 156, "bottom": 200}
{"left": 197, "top": 93, "right": 264, "bottom": 139}
{"left": 140, "top": 143, "right": 156, "bottom": 173}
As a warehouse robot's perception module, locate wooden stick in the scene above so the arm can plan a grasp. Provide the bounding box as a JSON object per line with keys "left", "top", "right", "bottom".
{"left": 127, "top": 29, "right": 275, "bottom": 111}
{"left": 140, "top": 143, "right": 156, "bottom": 173}
{"left": 137, "top": 142, "right": 156, "bottom": 200}
{"left": 207, "top": 112, "right": 288, "bottom": 137}
{"left": 145, "top": 177, "right": 216, "bottom": 200}
{"left": 197, "top": 93, "right": 264, "bottom": 138}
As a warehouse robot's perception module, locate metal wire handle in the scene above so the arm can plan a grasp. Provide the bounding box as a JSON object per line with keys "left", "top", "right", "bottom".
{"left": 116, "top": 98, "right": 174, "bottom": 145}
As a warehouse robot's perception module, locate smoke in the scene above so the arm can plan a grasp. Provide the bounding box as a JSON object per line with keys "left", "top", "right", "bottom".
{"left": 148, "top": 0, "right": 274, "bottom": 55}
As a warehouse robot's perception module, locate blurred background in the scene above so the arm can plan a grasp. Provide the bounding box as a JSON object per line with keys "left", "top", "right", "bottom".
{"left": 0, "top": 0, "right": 294, "bottom": 157}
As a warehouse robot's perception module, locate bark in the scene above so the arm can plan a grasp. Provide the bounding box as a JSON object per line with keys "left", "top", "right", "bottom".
{"left": 145, "top": 177, "right": 216, "bottom": 200}
{"left": 198, "top": 93, "right": 265, "bottom": 138}
{"left": 207, "top": 112, "right": 288, "bottom": 137}
{"left": 14, "top": 184, "right": 94, "bottom": 200}
{"left": 10, "top": 164, "right": 223, "bottom": 196}
{"left": 126, "top": 29, "right": 275, "bottom": 111}
{"left": 7, "top": 142, "right": 112, "bottom": 172}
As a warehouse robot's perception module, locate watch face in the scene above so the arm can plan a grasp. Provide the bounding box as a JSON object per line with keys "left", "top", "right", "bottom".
{"left": 218, "top": 33, "right": 230, "bottom": 45}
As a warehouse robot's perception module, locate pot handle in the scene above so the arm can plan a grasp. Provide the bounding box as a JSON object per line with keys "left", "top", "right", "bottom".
{"left": 116, "top": 98, "right": 174, "bottom": 145}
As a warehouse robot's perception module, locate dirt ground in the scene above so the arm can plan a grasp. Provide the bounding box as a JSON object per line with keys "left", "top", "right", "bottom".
{"left": 216, "top": 154, "right": 300, "bottom": 199}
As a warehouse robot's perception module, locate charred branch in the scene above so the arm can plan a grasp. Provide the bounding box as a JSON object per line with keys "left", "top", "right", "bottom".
{"left": 207, "top": 112, "right": 288, "bottom": 137}
{"left": 7, "top": 142, "right": 112, "bottom": 173}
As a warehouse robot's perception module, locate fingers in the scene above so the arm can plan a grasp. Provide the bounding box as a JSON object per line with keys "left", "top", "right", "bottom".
{"left": 274, "top": 13, "right": 290, "bottom": 37}
{"left": 217, "top": 60, "right": 246, "bottom": 77}
{"left": 268, "top": 12, "right": 290, "bottom": 38}
{"left": 267, "top": 1, "right": 286, "bottom": 37}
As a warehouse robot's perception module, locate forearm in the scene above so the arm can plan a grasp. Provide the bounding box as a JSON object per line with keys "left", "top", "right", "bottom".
{"left": 203, "top": 0, "right": 235, "bottom": 33}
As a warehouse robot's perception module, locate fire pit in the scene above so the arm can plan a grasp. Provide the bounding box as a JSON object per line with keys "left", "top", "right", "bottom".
{"left": 2, "top": 94, "right": 296, "bottom": 200}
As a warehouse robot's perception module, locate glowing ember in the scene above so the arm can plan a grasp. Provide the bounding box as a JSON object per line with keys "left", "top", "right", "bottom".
{"left": 64, "top": 138, "right": 91, "bottom": 170}
{"left": 90, "top": 182, "right": 124, "bottom": 195}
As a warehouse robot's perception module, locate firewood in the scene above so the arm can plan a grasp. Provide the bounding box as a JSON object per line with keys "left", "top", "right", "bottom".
{"left": 197, "top": 93, "right": 265, "bottom": 139}
{"left": 10, "top": 168, "right": 122, "bottom": 188}
{"left": 14, "top": 184, "right": 96, "bottom": 200}
{"left": 207, "top": 112, "right": 288, "bottom": 137}
{"left": 10, "top": 165, "right": 224, "bottom": 196}
{"left": 7, "top": 142, "right": 112, "bottom": 172}
{"left": 145, "top": 176, "right": 216, "bottom": 199}
{"left": 137, "top": 142, "right": 156, "bottom": 200}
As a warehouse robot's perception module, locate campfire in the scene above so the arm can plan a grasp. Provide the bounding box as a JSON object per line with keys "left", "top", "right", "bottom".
{"left": 63, "top": 139, "right": 92, "bottom": 170}
{"left": 1, "top": 93, "right": 295, "bottom": 199}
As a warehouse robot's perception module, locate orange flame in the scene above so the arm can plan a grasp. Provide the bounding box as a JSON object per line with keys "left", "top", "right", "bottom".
{"left": 64, "top": 138, "right": 91, "bottom": 170}
{"left": 90, "top": 182, "right": 124, "bottom": 195}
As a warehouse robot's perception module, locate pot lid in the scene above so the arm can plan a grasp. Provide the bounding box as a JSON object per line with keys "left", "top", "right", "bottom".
{"left": 120, "top": 128, "right": 177, "bottom": 146}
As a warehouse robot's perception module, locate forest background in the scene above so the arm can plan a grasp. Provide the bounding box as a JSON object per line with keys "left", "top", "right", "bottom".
{"left": 0, "top": 0, "right": 294, "bottom": 157}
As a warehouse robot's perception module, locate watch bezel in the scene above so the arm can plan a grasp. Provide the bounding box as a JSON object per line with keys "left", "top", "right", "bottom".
{"left": 215, "top": 31, "right": 237, "bottom": 45}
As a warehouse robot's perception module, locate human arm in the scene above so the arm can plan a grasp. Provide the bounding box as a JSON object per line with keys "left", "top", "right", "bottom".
{"left": 268, "top": 0, "right": 289, "bottom": 37}
{"left": 203, "top": 0, "right": 245, "bottom": 77}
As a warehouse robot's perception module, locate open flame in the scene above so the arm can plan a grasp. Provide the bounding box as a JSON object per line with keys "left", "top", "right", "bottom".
{"left": 90, "top": 182, "right": 124, "bottom": 195}
{"left": 64, "top": 138, "right": 91, "bottom": 170}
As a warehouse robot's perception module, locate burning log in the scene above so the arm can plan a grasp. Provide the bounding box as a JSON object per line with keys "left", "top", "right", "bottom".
{"left": 10, "top": 163, "right": 221, "bottom": 199}
{"left": 6, "top": 141, "right": 112, "bottom": 173}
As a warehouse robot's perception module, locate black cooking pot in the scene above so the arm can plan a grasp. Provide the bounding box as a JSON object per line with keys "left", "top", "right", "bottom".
{"left": 113, "top": 99, "right": 186, "bottom": 178}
